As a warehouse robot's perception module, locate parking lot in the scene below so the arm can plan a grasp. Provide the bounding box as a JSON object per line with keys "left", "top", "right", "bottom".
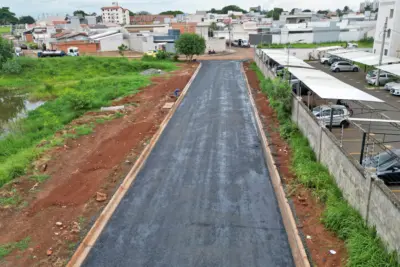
{"left": 308, "top": 61, "right": 400, "bottom": 198}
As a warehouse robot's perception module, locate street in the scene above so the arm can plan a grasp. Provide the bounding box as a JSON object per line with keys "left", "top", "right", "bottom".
{"left": 82, "top": 61, "right": 294, "bottom": 267}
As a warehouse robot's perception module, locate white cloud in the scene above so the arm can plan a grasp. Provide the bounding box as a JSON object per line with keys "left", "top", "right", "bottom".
{"left": 8, "top": 0, "right": 362, "bottom": 17}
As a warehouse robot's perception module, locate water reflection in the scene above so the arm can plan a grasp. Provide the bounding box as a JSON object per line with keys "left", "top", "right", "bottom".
{"left": 0, "top": 90, "right": 45, "bottom": 134}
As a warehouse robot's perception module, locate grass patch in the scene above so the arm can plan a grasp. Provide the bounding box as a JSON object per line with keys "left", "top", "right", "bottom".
{"left": 0, "top": 26, "right": 10, "bottom": 34}
{"left": 0, "top": 237, "right": 30, "bottom": 259}
{"left": 0, "top": 58, "right": 177, "bottom": 187}
{"left": 30, "top": 174, "right": 50, "bottom": 183}
{"left": 0, "top": 188, "right": 21, "bottom": 206}
{"left": 251, "top": 62, "right": 399, "bottom": 266}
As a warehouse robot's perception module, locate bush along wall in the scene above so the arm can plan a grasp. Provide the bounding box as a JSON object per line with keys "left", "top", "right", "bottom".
{"left": 250, "top": 62, "right": 399, "bottom": 266}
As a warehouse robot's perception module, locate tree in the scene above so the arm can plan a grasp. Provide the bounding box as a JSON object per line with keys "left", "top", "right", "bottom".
{"left": 364, "top": 5, "right": 372, "bottom": 11}
{"left": 290, "top": 8, "right": 296, "bottom": 15}
{"left": 129, "top": 11, "right": 136, "bottom": 16}
{"left": 175, "top": 33, "right": 206, "bottom": 61}
{"left": 73, "top": 10, "right": 88, "bottom": 17}
{"left": 18, "top": 16, "right": 35, "bottom": 24}
{"left": 0, "top": 7, "right": 18, "bottom": 25}
{"left": 159, "top": 10, "right": 184, "bottom": 16}
{"left": 336, "top": 9, "right": 343, "bottom": 17}
{"left": 317, "top": 10, "right": 329, "bottom": 15}
{"left": 137, "top": 11, "right": 150, "bottom": 15}
{"left": 343, "top": 6, "right": 349, "bottom": 13}
{"left": 221, "top": 5, "right": 247, "bottom": 14}
{"left": 303, "top": 9, "right": 311, "bottom": 12}
{"left": 0, "top": 36, "right": 14, "bottom": 65}
{"left": 266, "top": 8, "right": 284, "bottom": 20}
{"left": 118, "top": 44, "right": 128, "bottom": 56}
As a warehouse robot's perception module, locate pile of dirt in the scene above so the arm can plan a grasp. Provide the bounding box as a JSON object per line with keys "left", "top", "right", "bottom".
{"left": 244, "top": 61, "right": 347, "bottom": 267}
{"left": 0, "top": 63, "right": 198, "bottom": 266}
{"left": 140, "top": 68, "right": 165, "bottom": 76}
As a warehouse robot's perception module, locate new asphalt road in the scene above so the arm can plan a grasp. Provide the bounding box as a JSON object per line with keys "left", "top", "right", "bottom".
{"left": 83, "top": 61, "right": 294, "bottom": 267}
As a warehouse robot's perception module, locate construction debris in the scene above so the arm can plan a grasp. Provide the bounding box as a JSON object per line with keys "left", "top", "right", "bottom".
{"left": 96, "top": 192, "right": 107, "bottom": 202}
{"left": 100, "top": 105, "right": 125, "bottom": 111}
{"left": 140, "top": 68, "right": 164, "bottom": 76}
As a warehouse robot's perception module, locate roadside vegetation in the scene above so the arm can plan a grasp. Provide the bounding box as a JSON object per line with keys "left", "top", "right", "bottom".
{"left": 0, "top": 56, "right": 177, "bottom": 187}
{"left": 250, "top": 62, "right": 399, "bottom": 266}
{"left": 0, "top": 26, "right": 10, "bottom": 34}
{"left": 257, "top": 37, "right": 374, "bottom": 49}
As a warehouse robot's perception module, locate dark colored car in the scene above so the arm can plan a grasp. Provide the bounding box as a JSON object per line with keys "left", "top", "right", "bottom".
{"left": 363, "top": 149, "right": 400, "bottom": 185}
{"left": 19, "top": 44, "right": 28, "bottom": 49}
{"left": 328, "top": 57, "right": 341, "bottom": 65}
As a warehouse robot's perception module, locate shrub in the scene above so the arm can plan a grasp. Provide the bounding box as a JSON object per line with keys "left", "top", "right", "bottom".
{"left": 62, "top": 90, "right": 94, "bottom": 111}
{"left": 156, "top": 50, "right": 169, "bottom": 60}
{"left": 172, "top": 53, "right": 179, "bottom": 61}
{"left": 175, "top": 33, "right": 206, "bottom": 61}
{"left": 28, "top": 42, "right": 38, "bottom": 49}
{"left": 1, "top": 60, "right": 22, "bottom": 74}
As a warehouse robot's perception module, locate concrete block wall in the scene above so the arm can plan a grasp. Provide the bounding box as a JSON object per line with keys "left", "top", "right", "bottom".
{"left": 255, "top": 52, "right": 400, "bottom": 258}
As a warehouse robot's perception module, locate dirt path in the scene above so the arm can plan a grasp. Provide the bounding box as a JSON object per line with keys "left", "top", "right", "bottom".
{"left": 243, "top": 62, "right": 347, "bottom": 267}
{"left": 0, "top": 64, "right": 197, "bottom": 266}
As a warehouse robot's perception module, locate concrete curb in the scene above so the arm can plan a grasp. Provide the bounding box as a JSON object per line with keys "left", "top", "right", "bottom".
{"left": 67, "top": 63, "right": 203, "bottom": 267}
{"left": 241, "top": 63, "right": 310, "bottom": 267}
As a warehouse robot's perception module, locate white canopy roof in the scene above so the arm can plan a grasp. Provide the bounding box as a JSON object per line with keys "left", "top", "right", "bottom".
{"left": 328, "top": 50, "right": 400, "bottom": 66}
{"left": 288, "top": 67, "right": 383, "bottom": 102}
{"left": 376, "top": 64, "right": 400, "bottom": 77}
{"left": 315, "top": 46, "right": 342, "bottom": 52}
{"left": 261, "top": 49, "right": 314, "bottom": 68}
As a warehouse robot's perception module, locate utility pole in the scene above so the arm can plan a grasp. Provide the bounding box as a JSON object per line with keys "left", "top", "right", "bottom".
{"left": 376, "top": 17, "right": 388, "bottom": 86}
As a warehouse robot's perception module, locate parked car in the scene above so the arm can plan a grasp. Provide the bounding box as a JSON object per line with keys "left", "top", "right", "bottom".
{"left": 328, "top": 56, "right": 341, "bottom": 65}
{"left": 366, "top": 72, "right": 396, "bottom": 85}
{"left": 312, "top": 105, "right": 350, "bottom": 127}
{"left": 363, "top": 149, "right": 400, "bottom": 185}
{"left": 320, "top": 55, "right": 332, "bottom": 65}
{"left": 346, "top": 42, "right": 358, "bottom": 48}
{"left": 241, "top": 39, "right": 250, "bottom": 47}
{"left": 67, "top": 46, "right": 79, "bottom": 56}
{"left": 330, "top": 61, "right": 360, "bottom": 72}
{"left": 384, "top": 81, "right": 400, "bottom": 90}
{"left": 274, "top": 65, "right": 285, "bottom": 76}
{"left": 145, "top": 50, "right": 158, "bottom": 57}
{"left": 232, "top": 40, "right": 239, "bottom": 46}
{"left": 19, "top": 44, "right": 28, "bottom": 50}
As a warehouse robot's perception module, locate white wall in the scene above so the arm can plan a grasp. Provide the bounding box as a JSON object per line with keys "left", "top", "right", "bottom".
{"left": 98, "top": 33, "right": 123, "bottom": 51}
{"left": 206, "top": 39, "right": 226, "bottom": 52}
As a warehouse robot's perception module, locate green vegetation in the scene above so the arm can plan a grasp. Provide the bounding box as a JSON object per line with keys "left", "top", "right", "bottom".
{"left": 175, "top": 33, "right": 206, "bottom": 61}
{"left": 0, "top": 57, "right": 176, "bottom": 187}
{"left": 0, "top": 188, "right": 20, "bottom": 206}
{"left": 30, "top": 174, "right": 50, "bottom": 183}
{"left": 257, "top": 39, "right": 374, "bottom": 49}
{"left": 0, "top": 237, "right": 30, "bottom": 259}
{"left": 0, "top": 26, "right": 10, "bottom": 34}
{"left": 251, "top": 62, "right": 399, "bottom": 266}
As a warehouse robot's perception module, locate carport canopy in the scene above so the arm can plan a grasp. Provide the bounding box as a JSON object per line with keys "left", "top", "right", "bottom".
{"left": 328, "top": 50, "right": 400, "bottom": 66}
{"left": 315, "top": 46, "right": 342, "bottom": 52}
{"left": 261, "top": 49, "right": 314, "bottom": 68}
{"left": 376, "top": 64, "right": 400, "bottom": 77}
{"left": 288, "top": 67, "right": 384, "bottom": 102}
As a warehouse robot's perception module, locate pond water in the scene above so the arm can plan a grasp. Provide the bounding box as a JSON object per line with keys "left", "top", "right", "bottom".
{"left": 0, "top": 90, "right": 45, "bottom": 135}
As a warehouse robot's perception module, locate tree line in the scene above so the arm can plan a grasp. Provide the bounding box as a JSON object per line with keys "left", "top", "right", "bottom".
{"left": 0, "top": 7, "right": 35, "bottom": 25}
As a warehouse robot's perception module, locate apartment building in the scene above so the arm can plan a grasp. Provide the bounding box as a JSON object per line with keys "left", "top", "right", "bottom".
{"left": 101, "top": 3, "right": 130, "bottom": 25}
{"left": 373, "top": 0, "right": 400, "bottom": 57}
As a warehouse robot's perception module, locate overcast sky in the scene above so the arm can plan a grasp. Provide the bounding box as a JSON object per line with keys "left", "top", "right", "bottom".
{"left": 8, "top": 0, "right": 362, "bottom": 18}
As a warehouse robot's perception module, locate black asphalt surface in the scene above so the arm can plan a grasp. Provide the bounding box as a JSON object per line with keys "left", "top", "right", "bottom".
{"left": 83, "top": 61, "right": 294, "bottom": 267}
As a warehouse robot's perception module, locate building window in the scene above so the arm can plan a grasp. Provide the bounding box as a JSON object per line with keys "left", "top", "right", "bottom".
{"left": 387, "top": 29, "right": 391, "bottom": 38}
{"left": 390, "top": 9, "right": 394, "bottom": 18}
{"left": 384, "top": 49, "right": 388, "bottom": 55}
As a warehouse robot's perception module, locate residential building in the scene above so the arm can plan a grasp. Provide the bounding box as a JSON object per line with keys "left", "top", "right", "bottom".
{"left": 373, "top": 0, "right": 400, "bottom": 57}
{"left": 130, "top": 15, "right": 174, "bottom": 25}
{"left": 101, "top": 3, "right": 130, "bottom": 25}
{"left": 279, "top": 11, "right": 318, "bottom": 24}
{"left": 360, "top": 0, "right": 379, "bottom": 12}
{"left": 171, "top": 22, "right": 197, "bottom": 33}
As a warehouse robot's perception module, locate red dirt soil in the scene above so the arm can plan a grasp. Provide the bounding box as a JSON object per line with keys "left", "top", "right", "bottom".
{"left": 244, "top": 62, "right": 347, "bottom": 267}
{"left": 0, "top": 63, "right": 197, "bottom": 266}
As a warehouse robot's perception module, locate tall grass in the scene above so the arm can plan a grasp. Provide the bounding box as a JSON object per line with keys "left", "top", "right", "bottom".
{"left": 250, "top": 62, "right": 399, "bottom": 266}
{"left": 0, "top": 57, "right": 177, "bottom": 186}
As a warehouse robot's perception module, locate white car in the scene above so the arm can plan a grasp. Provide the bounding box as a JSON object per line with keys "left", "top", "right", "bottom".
{"left": 330, "top": 61, "right": 360, "bottom": 72}
{"left": 320, "top": 56, "right": 331, "bottom": 65}
{"left": 366, "top": 72, "right": 396, "bottom": 85}
{"left": 312, "top": 105, "right": 350, "bottom": 127}
{"left": 390, "top": 85, "right": 400, "bottom": 96}
{"left": 384, "top": 81, "right": 400, "bottom": 90}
